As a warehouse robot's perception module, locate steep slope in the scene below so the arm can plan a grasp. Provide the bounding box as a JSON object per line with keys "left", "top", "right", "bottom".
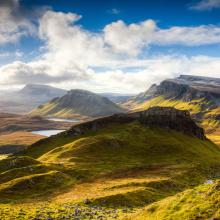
{"left": 30, "top": 89, "right": 125, "bottom": 119}
{"left": 122, "top": 75, "right": 220, "bottom": 132}
{"left": 0, "top": 84, "right": 66, "bottom": 114}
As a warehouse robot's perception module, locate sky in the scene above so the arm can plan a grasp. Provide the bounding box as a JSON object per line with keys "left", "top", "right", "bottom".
{"left": 0, "top": 0, "right": 220, "bottom": 93}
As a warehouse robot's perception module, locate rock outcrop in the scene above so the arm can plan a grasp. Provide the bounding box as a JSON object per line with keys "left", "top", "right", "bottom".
{"left": 64, "top": 107, "right": 206, "bottom": 140}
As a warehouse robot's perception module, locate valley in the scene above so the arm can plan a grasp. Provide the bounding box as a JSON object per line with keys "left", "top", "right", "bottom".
{"left": 0, "top": 112, "right": 77, "bottom": 155}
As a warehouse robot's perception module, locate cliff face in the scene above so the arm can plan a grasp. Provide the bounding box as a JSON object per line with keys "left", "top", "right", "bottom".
{"left": 157, "top": 79, "right": 220, "bottom": 102}
{"left": 137, "top": 107, "right": 205, "bottom": 140}
{"left": 125, "top": 75, "right": 220, "bottom": 106}
{"left": 156, "top": 80, "right": 189, "bottom": 99}
{"left": 65, "top": 107, "right": 206, "bottom": 140}
{"left": 121, "top": 75, "right": 220, "bottom": 132}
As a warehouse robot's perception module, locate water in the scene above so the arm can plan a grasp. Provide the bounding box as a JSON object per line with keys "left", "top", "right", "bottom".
{"left": 47, "top": 118, "right": 79, "bottom": 122}
{"left": 31, "top": 129, "right": 65, "bottom": 137}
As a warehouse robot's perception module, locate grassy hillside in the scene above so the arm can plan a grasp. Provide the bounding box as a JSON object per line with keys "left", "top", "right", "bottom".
{"left": 30, "top": 89, "right": 125, "bottom": 119}
{"left": 129, "top": 180, "right": 220, "bottom": 220}
{"left": 1, "top": 119, "right": 220, "bottom": 219}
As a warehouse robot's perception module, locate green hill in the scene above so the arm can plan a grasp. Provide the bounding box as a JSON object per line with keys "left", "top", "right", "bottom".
{"left": 1, "top": 107, "right": 220, "bottom": 219}
{"left": 30, "top": 89, "right": 125, "bottom": 119}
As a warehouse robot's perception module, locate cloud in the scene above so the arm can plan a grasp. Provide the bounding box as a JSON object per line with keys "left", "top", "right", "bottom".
{"left": 39, "top": 11, "right": 220, "bottom": 59}
{"left": 104, "top": 20, "right": 156, "bottom": 56}
{"left": 104, "top": 20, "right": 220, "bottom": 55}
{"left": 0, "top": 61, "right": 91, "bottom": 86}
{"left": 2, "top": 55, "right": 220, "bottom": 93}
{"left": 1, "top": 10, "right": 220, "bottom": 93}
{"left": 38, "top": 11, "right": 111, "bottom": 69}
{"left": 189, "top": 0, "right": 220, "bottom": 11}
{"left": 0, "top": 0, "right": 35, "bottom": 45}
{"left": 154, "top": 25, "right": 220, "bottom": 46}
{"left": 0, "top": 0, "right": 48, "bottom": 45}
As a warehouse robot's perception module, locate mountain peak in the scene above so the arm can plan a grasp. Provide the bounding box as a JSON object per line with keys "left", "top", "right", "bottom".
{"left": 30, "top": 89, "right": 125, "bottom": 119}
{"left": 67, "top": 89, "right": 95, "bottom": 96}
{"left": 20, "top": 84, "right": 66, "bottom": 97}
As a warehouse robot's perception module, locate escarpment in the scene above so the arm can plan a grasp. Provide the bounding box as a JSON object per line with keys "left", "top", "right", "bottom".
{"left": 65, "top": 106, "right": 205, "bottom": 140}
{"left": 16, "top": 106, "right": 206, "bottom": 158}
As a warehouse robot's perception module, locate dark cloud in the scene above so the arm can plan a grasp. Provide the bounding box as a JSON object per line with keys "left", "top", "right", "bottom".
{"left": 0, "top": 0, "right": 50, "bottom": 44}
{"left": 0, "top": 0, "right": 18, "bottom": 7}
{"left": 0, "top": 0, "right": 49, "bottom": 23}
{"left": 0, "top": 61, "right": 91, "bottom": 86}
{"left": 0, "top": 0, "right": 22, "bottom": 20}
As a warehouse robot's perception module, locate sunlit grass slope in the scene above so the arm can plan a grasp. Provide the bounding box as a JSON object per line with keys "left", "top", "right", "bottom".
{"left": 132, "top": 96, "right": 203, "bottom": 114}
{"left": 128, "top": 96, "right": 220, "bottom": 133}
{"left": 1, "top": 121, "right": 220, "bottom": 219}
{"left": 129, "top": 179, "right": 220, "bottom": 220}
{"left": 21, "top": 121, "right": 220, "bottom": 168}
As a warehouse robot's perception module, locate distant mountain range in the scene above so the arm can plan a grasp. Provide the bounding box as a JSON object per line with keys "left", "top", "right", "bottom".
{"left": 0, "top": 84, "right": 131, "bottom": 114}
{"left": 1, "top": 75, "right": 220, "bottom": 129}
{"left": 122, "top": 75, "right": 220, "bottom": 132}
{"left": 30, "top": 89, "right": 125, "bottom": 119}
{"left": 0, "top": 84, "right": 66, "bottom": 113}
{"left": 99, "top": 93, "right": 134, "bottom": 103}
{"left": 19, "top": 84, "right": 66, "bottom": 98}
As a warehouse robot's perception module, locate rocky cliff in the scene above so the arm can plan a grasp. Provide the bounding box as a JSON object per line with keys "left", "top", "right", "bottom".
{"left": 127, "top": 75, "right": 220, "bottom": 105}
{"left": 157, "top": 77, "right": 220, "bottom": 102}
{"left": 64, "top": 106, "right": 205, "bottom": 140}
{"left": 121, "top": 75, "right": 220, "bottom": 131}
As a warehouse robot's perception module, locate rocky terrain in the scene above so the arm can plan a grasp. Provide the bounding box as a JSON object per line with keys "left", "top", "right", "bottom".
{"left": 30, "top": 89, "right": 125, "bottom": 119}
{"left": 124, "top": 75, "right": 220, "bottom": 107}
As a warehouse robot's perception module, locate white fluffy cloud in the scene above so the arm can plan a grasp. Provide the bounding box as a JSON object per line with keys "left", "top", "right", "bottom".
{"left": 190, "top": 0, "right": 220, "bottom": 11}
{"left": 104, "top": 20, "right": 156, "bottom": 56}
{"left": 1, "top": 10, "right": 220, "bottom": 93}
{"left": 155, "top": 25, "right": 220, "bottom": 46}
